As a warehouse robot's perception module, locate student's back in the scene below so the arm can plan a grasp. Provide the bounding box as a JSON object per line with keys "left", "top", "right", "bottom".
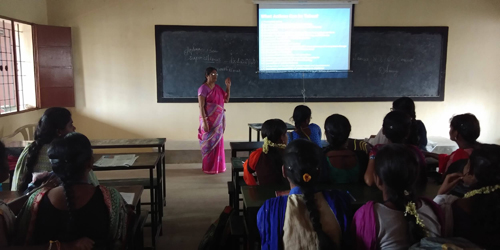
{"left": 365, "top": 111, "right": 427, "bottom": 187}
{"left": 288, "top": 105, "right": 322, "bottom": 147}
{"left": 34, "top": 185, "right": 110, "bottom": 246}
{"left": 323, "top": 114, "right": 364, "bottom": 183}
{"left": 15, "top": 133, "right": 129, "bottom": 249}
{"left": 434, "top": 144, "right": 500, "bottom": 249}
{"left": 258, "top": 139, "right": 351, "bottom": 250}
{"left": 244, "top": 119, "right": 288, "bottom": 186}
{"left": 353, "top": 144, "right": 443, "bottom": 250}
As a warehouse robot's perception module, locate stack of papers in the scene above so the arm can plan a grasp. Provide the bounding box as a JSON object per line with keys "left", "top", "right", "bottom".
{"left": 94, "top": 154, "right": 138, "bottom": 167}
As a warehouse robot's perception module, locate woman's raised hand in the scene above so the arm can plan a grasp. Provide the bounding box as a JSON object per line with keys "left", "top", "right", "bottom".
{"left": 225, "top": 77, "right": 231, "bottom": 89}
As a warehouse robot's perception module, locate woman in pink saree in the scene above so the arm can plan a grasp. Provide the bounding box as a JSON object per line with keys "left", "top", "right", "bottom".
{"left": 198, "top": 67, "right": 231, "bottom": 174}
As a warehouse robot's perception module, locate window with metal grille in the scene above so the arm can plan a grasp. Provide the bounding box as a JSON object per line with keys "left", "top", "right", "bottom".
{"left": 0, "top": 18, "right": 36, "bottom": 115}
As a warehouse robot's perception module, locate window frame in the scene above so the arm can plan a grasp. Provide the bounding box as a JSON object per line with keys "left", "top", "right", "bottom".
{"left": 0, "top": 15, "right": 39, "bottom": 117}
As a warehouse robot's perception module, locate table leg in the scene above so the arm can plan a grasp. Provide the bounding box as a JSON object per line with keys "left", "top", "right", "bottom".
{"left": 136, "top": 198, "right": 141, "bottom": 215}
{"left": 150, "top": 168, "right": 156, "bottom": 249}
{"left": 233, "top": 171, "right": 239, "bottom": 212}
{"left": 136, "top": 198, "right": 144, "bottom": 250}
{"left": 156, "top": 156, "right": 164, "bottom": 235}
{"left": 160, "top": 145, "right": 166, "bottom": 207}
{"left": 257, "top": 129, "right": 260, "bottom": 142}
{"left": 249, "top": 127, "right": 252, "bottom": 142}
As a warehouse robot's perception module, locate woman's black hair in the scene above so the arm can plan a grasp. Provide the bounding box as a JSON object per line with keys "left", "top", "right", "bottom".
{"left": 19, "top": 107, "right": 72, "bottom": 191}
{"left": 450, "top": 113, "right": 480, "bottom": 145}
{"left": 392, "top": 97, "right": 420, "bottom": 146}
{"left": 375, "top": 144, "right": 425, "bottom": 245}
{"left": 382, "top": 110, "right": 412, "bottom": 144}
{"left": 48, "top": 132, "right": 93, "bottom": 239}
{"left": 324, "top": 114, "right": 351, "bottom": 150}
{"left": 393, "top": 97, "right": 416, "bottom": 120}
{"left": 467, "top": 144, "right": 500, "bottom": 233}
{"left": 261, "top": 119, "right": 287, "bottom": 176}
{"left": 203, "top": 67, "right": 217, "bottom": 83}
{"left": 291, "top": 105, "right": 312, "bottom": 139}
{"left": 0, "top": 141, "right": 9, "bottom": 183}
{"left": 283, "top": 139, "right": 336, "bottom": 250}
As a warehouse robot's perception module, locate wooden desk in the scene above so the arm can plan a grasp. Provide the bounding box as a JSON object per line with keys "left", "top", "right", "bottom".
{"left": 248, "top": 123, "right": 295, "bottom": 142}
{"left": 241, "top": 182, "right": 441, "bottom": 247}
{"left": 229, "top": 142, "right": 263, "bottom": 158}
{"left": 230, "top": 157, "right": 247, "bottom": 211}
{"left": 93, "top": 153, "right": 163, "bottom": 248}
{"left": 91, "top": 138, "right": 167, "bottom": 206}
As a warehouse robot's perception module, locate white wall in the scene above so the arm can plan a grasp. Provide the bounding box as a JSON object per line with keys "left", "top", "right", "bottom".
{"left": 6, "top": 0, "right": 496, "bottom": 144}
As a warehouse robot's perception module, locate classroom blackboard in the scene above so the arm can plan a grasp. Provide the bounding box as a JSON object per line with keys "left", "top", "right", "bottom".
{"left": 155, "top": 26, "right": 448, "bottom": 102}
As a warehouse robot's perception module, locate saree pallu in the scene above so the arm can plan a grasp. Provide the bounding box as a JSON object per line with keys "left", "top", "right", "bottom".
{"left": 198, "top": 84, "right": 227, "bottom": 174}
{"left": 14, "top": 185, "right": 130, "bottom": 249}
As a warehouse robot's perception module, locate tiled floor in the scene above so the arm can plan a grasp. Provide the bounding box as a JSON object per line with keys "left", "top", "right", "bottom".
{"left": 97, "top": 162, "right": 232, "bottom": 249}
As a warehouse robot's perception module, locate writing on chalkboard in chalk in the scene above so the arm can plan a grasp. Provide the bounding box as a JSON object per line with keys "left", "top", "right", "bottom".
{"left": 155, "top": 26, "right": 448, "bottom": 102}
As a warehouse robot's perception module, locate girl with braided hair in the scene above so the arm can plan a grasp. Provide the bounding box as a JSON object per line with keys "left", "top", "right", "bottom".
{"left": 352, "top": 144, "right": 444, "bottom": 250}
{"left": 243, "top": 119, "right": 288, "bottom": 186}
{"left": 14, "top": 133, "right": 130, "bottom": 250}
{"left": 11, "top": 107, "right": 99, "bottom": 192}
{"left": 257, "top": 139, "right": 351, "bottom": 250}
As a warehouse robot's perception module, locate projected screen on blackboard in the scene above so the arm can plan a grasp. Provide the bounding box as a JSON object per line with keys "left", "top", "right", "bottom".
{"left": 258, "top": 4, "right": 352, "bottom": 72}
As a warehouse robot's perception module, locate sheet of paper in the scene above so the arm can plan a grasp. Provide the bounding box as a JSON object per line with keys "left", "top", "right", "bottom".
{"left": 94, "top": 154, "right": 138, "bottom": 167}
{"left": 120, "top": 192, "right": 135, "bottom": 205}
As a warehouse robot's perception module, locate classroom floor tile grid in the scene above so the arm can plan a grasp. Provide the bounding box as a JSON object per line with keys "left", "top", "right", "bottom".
{"left": 158, "top": 162, "right": 231, "bottom": 249}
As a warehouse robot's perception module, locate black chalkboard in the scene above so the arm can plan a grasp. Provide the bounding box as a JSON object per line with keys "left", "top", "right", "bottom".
{"left": 155, "top": 26, "right": 448, "bottom": 102}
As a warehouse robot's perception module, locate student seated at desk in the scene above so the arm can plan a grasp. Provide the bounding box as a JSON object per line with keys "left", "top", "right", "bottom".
{"left": 288, "top": 105, "right": 322, "bottom": 148}
{"left": 14, "top": 133, "right": 130, "bottom": 250}
{"left": 11, "top": 108, "right": 99, "bottom": 192}
{"left": 425, "top": 113, "right": 480, "bottom": 174}
{"left": 434, "top": 144, "right": 500, "bottom": 248}
{"left": 364, "top": 111, "right": 427, "bottom": 187}
{"left": 352, "top": 144, "right": 444, "bottom": 250}
{"left": 257, "top": 139, "right": 351, "bottom": 250}
{"left": 244, "top": 119, "right": 288, "bottom": 186}
{"left": 323, "top": 114, "right": 368, "bottom": 184}
{"left": 368, "top": 97, "right": 428, "bottom": 151}
{"left": 0, "top": 141, "right": 16, "bottom": 248}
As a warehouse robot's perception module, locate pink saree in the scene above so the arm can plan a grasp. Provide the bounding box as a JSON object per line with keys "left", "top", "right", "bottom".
{"left": 198, "top": 84, "right": 227, "bottom": 174}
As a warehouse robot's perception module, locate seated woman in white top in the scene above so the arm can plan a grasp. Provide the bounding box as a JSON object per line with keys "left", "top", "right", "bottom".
{"left": 352, "top": 144, "right": 444, "bottom": 250}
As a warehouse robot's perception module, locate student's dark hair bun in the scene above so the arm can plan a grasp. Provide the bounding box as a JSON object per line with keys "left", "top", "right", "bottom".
{"left": 324, "top": 114, "right": 351, "bottom": 150}
{"left": 261, "top": 119, "right": 287, "bottom": 144}
{"left": 383, "top": 110, "right": 412, "bottom": 143}
{"left": 291, "top": 105, "right": 312, "bottom": 139}
{"left": 450, "top": 113, "right": 480, "bottom": 144}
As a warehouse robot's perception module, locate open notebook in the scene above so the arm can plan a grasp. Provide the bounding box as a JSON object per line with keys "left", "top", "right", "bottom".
{"left": 94, "top": 154, "right": 139, "bottom": 167}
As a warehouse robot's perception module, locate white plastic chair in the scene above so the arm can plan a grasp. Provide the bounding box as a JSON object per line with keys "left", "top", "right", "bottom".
{"left": 1, "top": 124, "right": 37, "bottom": 141}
